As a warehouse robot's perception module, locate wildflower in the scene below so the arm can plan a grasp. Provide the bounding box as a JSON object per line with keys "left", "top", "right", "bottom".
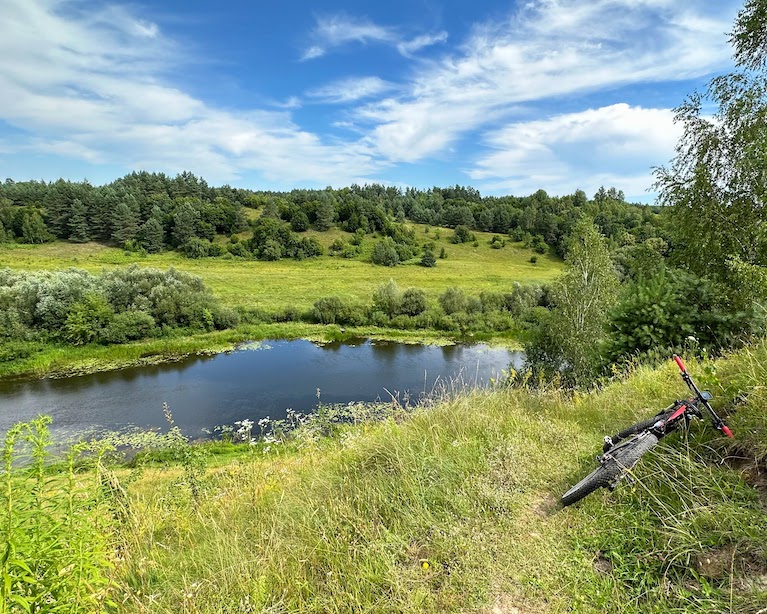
{"left": 420, "top": 559, "right": 430, "bottom": 570}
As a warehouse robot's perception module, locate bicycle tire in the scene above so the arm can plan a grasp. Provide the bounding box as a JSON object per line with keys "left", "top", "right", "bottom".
{"left": 561, "top": 432, "right": 659, "bottom": 506}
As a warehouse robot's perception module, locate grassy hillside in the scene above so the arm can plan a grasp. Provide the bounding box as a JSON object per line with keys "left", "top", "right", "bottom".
{"left": 4, "top": 344, "right": 766, "bottom": 612}
{"left": 0, "top": 225, "right": 562, "bottom": 312}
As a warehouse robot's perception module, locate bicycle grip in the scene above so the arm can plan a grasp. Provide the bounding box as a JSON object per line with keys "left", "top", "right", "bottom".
{"left": 721, "top": 425, "right": 734, "bottom": 438}
{"left": 673, "top": 355, "right": 686, "bottom": 373}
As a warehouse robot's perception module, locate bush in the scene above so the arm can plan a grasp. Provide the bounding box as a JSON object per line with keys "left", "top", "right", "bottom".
{"left": 439, "top": 287, "right": 466, "bottom": 315}
{"left": 371, "top": 239, "right": 400, "bottom": 266}
{"left": 63, "top": 293, "right": 114, "bottom": 345}
{"left": 420, "top": 250, "right": 436, "bottom": 267}
{"left": 291, "top": 210, "right": 310, "bottom": 232}
{"left": 182, "top": 237, "right": 211, "bottom": 258}
{"left": 313, "top": 296, "right": 349, "bottom": 324}
{"left": 450, "top": 225, "right": 475, "bottom": 244}
{"left": 213, "top": 307, "right": 240, "bottom": 330}
{"left": 399, "top": 287, "right": 428, "bottom": 316}
{"left": 101, "top": 310, "right": 156, "bottom": 343}
{"left": 228, "top": 241, "right": 253, "bottom": 258}
{"left": 373, "top": 280, "right": 401, "bottom": 317}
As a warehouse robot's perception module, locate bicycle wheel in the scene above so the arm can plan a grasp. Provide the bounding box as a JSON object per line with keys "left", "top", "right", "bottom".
{"left": 561, "top": 432, "right": 659, "bottom": 506}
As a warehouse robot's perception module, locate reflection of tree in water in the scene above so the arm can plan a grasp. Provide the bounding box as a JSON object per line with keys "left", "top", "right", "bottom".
{"left": 0, "top": 339, "right": 522, "bottom": 438}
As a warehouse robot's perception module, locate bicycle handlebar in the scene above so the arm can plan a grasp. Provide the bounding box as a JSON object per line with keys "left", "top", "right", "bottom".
{"left": 672, "top": 354, "right": 734, "bottom": 438}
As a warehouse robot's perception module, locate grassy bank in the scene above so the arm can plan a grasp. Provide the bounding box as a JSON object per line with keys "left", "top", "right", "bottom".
{"left": 4, "top": 344, "right": 766, "bottom": 612}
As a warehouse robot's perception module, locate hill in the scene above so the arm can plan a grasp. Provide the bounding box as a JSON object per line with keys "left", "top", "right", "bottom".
{"left": 4, "top": 344, "right": 766, "bottom": 612}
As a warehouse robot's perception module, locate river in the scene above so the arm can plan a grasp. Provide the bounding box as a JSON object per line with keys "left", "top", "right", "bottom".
{"left": 0, "top": 339, "right": 524, "bottom": 438}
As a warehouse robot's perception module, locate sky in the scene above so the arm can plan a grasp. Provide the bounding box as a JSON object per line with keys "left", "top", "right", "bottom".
{"left": 0, "top": 0, "right": 744, "bottom": 201}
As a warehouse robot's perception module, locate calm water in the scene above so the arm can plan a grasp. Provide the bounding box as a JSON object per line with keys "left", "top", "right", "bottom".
{"left": 0, "top": 339, "right": 524, "bottom": 438}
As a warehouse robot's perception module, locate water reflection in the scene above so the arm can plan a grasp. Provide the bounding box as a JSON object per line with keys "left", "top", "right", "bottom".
{"left": 0, "top": 339, "right": 524, "bottom": 438}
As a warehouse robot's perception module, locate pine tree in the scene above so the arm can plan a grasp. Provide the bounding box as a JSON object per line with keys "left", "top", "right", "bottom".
{"left": 139, "top": 217, "right": 165, "bottom": 253}
{"left": 67, "top": 199, "right": 91, "bottom": 243}
{"left": 111, "top": 203, "right": 139, "bottom": 246}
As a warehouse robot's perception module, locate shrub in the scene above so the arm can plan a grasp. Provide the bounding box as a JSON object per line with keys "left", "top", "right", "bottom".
{"left": 228, "top": 241, "right": 252, "bottom": 258}
{"left": 182, "top": 237, "right": 211, "bottom": 259}
{"left": 291, "top": 210, "right": 310, "bottom": 232}
{"left": 450, "top": 225, "right": 475, "bottom": 244}
{"left": 101, "top": 310, "right": 156, "bottom": 343}
{"left": 213, "top": 307, "right": 240, "bottom": 330}
{"left": 63, "top": 293, "right": 114, "bottom": 345}
{"left": 399, "top": 287, "right": 428, "bottom": 316}
{"left": 259, "top": 239, "right": 282, "bottom": 261}
{"left": 313, "top": 296, "right": 349, "bottom": 324}
{"left": 439, "top": 247, "right": 447, "bottom": 259}
{"left": 439, "top": 287, "right": 466, "bottom": 315}
{"left": 373, "top": 279, "right": 401, "bottom": 317}
{"left": 371, "top": 239, "right": 400, "bottom": 266}
{"left": 420, "top": 250, "right": 436, "bottom": 267}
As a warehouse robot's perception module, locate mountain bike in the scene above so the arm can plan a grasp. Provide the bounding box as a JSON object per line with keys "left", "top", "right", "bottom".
{"left": 561, "top": 355, "right": 734, "bottom": 506}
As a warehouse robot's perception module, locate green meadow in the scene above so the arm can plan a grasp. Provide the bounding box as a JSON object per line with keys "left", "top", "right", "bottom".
{"left": 0, "top": 225, "right": 562, "bottom": 312}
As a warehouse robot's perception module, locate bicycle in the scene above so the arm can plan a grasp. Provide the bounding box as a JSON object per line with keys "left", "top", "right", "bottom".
{"left": 561, "top": 355, "right": 734, "bottom": 506}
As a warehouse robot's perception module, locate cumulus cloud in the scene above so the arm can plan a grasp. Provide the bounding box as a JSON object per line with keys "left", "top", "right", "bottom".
{"left": 356, "top": 0, "right": 738, "bottom": 163}
{"left": 0, "top": 0, "right": 382, "bottom": 185}
{"left": 301, "top": 13, "right": 447, "bottom": 60}
{"left": 468, "top": 104, "right": 683, "bottom": 198}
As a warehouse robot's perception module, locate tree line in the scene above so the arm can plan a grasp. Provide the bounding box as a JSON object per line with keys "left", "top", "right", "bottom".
{"left": 1, "top": 170, "right": 667, "bottom": 265}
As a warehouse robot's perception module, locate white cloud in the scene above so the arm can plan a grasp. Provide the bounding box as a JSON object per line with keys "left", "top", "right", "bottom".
{"left": 397, "top": 31, "right": 448, "bottom": 57}
{"left": 0, "top": 0, "right": 383, "bottom": 185}
{"left": 307, "top": 77, "right": 396, "bottom": 104}
{"left": 356, "top": 0, "right": 739, "bottom": 162}
{"left": 301, "top": 14, "right": 447, "bottom": 60}
{"left": 468, "top": 104, "right": 683, "bottom": 198}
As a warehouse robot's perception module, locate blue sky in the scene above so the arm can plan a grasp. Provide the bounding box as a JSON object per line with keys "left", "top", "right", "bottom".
{"left": 0, "top": 0, "right": 742, "bottom": 200}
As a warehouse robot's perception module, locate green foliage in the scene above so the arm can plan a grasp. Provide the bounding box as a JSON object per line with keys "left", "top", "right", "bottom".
{"left": 182, "top": 237, "right": 212, "bottom": 259}
{"left": 654, "top": 2, "right": 767, "bottom": 280}
{"left": 63, "top": 293, "right": 114, "bottom": 345}
{"left": 138, "top": 217, "right": 165, "bottom": 253}
{"left": 450, "top": 225, "right": 475, "bottom": 244}
{"left": 67, "top": 199, "right": 90, "bottom": 243}
{"left": 525, "top": 219, "right": 618, "bottom": 386}
{"left": 110, "top": 202, "right": 139, "bottom": 247}
{"left": 0, "top": 265, "right": 235, "bottom": 347}
{"left": 1, "top": 417, "right": 117, "bottom": 612}
{"left": 438, "top": 287, "right": 466, "bottom": 315}
{"left": 101, "top": 310, "right": 156, "bottom": 344}
{"left": 372, "top": 279, "right": 401, "bottom": 317}
{"left": 20, "top": 211, "right": 49, "bottom": 244}
{"left": 420, "top": 250, "right": 436, "bottom": 267}
{"left": 290, "top": 210, "right": 310, "bottom": 232}
{"left": 371, "top": 238, "right": 400, "bottom": 267}
{"left": 312, "top": 296, "right": 349, "bottom": 324}
{"left": 399, "top": 287, "right": 428, "bottom": 316}
{"left": 607, "top": 268, "right": 760, "bottom": 362}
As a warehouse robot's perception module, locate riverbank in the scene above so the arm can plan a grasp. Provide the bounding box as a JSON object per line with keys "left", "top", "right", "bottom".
{"left": 0, "top": 322, "right": 523, "bottom": 380}
{"left": 5, "top": 343, "right": 766, "bottom": 612}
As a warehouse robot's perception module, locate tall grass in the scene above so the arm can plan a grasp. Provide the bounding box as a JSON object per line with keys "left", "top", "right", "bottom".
{"left": 1, "top": 417, "right": 119, "bottom": 613}
{"left": 3, "top": 343, "right": 767, "bottom": 612}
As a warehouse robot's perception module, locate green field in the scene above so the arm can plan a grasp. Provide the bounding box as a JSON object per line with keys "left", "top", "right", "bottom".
{"left": 0, "top": 225, "right": 563, "bottom": 312}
